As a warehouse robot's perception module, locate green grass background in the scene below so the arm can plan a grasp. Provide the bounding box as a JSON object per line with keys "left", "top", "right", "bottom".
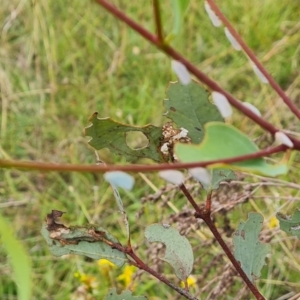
{"left": 1, "top": 0, "right": 300, "bottom": 299}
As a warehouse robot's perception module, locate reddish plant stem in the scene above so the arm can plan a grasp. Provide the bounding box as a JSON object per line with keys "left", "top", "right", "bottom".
{"left": 205, "top": 191, "right": 212, "bottom": 212}
{"left": 93, "top": 235, "right": 198, "bottom": 299}
{"left": 127, "top": 249, "right": 198, "bottom": 300}
{"left": 94, "top": 0, "right": 300, "bottom": 149}
{"left": 0, "top": 144, "right": 288, "bottom": 173}
{"left": 207, "top": 0, "right": 300, "bottom": 120}
{"left": 179, "top": 185, "right": 265, "bottom": 299}
{"left": 197, "top": 210, "right": 265, "bottom": 300}
{"left": 152, "top": 0, "right": 164, "bottom": 43}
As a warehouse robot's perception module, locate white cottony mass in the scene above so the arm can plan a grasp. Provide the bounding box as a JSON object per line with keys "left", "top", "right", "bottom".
{"left": 275, "top": 132, "right": 294, "bottom": 148}
{"left": 250, "top": 61, "right": 269, "bottom": 84}
{"left": 224, "top": 27, "right": 241, "bottom": 51}
{"left": 204, "top": 1, "right": 222, "bottom": 27}
{"left": 189, "top": 168, "right": 211, "bottom": 186}
{"left": 159, "top": 170, "right": 184, "bottom": 185}
{"left": 212, "top": 92, "right": 233, "bottom": 118}
{"left": 242, "top": 102, "right": 261, "bottom": 117}
{"left": 171, "top": 60, "right": 191, "bottom": 85}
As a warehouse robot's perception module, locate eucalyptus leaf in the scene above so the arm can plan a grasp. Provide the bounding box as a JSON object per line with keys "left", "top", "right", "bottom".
{"left": 145, "top": 223, "right": 193, "bottom": 281}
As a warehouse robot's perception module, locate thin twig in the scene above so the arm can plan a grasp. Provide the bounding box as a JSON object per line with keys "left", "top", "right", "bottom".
{"left": 152, "top": 0, "right": 164, "bottom": 43}
{"left": 207, "top": 0, "right": 300, "bottom": 120}
{"left": 0, "top": 144, "right": 287, "bottom": 173}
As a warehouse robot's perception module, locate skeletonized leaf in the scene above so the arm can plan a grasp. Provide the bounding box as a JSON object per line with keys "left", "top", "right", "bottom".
{"left": 0, "top": 212, "right": 32, "bottom": 300}
{"left": 104, "top": 171, "right": 135, "bottom": 191}
{"left": 233, "top": 212, "right": 270, "bottom": 282}
{"left": 85, "top": 113, "right": 164, "bottom": 162}
{"left": 104, "top": 288, "right": 147, "bottom": 300}
{"left": 159, "top": 170, "right": 184, "bottom": 185}
{"left": 175, "top": 122, "right": 288, "bottom": 176}
{"left": 276, "top": 209, "right": 300, "bottom": 239}
{"left": 145, "top": 223, "right": 193, "bottom": 281}
{"left": 41, "top": 211, "right": 126, "bottom": 267}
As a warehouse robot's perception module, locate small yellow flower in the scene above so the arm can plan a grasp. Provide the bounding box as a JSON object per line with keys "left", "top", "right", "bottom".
{"left": 180, "top": 275, "right": 197, "bottom": 289}
{"left": 269, "top": 216, "right": 279, "bottom": 229}
{"left": 98, "top": 259, "right": 117, "bottom": 277}
{"left": 117, "top": 265, "right": 137, "bottom": 288}
{"left": 74, "top": 272, "right": 98, "bottom": 289}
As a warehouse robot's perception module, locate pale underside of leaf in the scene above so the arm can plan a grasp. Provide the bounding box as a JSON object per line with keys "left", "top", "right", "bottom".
{"left": 104, "top": 288, "right": 147, "bottom": 300}
{"left": 233, "top": 212, "right": 271, "bottom": 282}
{"left": 276, "top": 209, "right": 300, "bottom": 239}
{"left": 145, "top": 223, "right": 194, "bottom": 281}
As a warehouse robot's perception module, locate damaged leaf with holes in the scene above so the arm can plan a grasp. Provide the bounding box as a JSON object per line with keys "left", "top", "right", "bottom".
{"left": 276, "top": 208, "right": 300, "bottom": 239}
{"left": 41, "top": 210, "right": 126, "bottom": 267}
{"left": 85, "top": 113, "right": 165, "bottom": 162}
{"left": 145, "top": 223, "right": 193, "bottom": 281}
{"left": 233, "top": 212, "right": 270, "bottom": 282}
{"left": 104, "top": 288, "right": 147, "bottom": 300}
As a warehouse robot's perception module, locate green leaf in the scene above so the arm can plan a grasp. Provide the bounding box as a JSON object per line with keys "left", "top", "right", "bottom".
{"left": 144, "top": 223, "right": 193, "bottom": 281}
{"left": 233, "top": 212, "right": 270, "bottom": 282}
{"left": 171, "top": 0, "right": 190, "bottom": 36}
{"left": 85, "top": 113, "right": 164, "bottom": 162}
{"left": 104, "top": 172, "right": 132, "bottom": 240}
{"left": 165, "top": 82, "right": 235, "bottom": 189}
{"left": 175, "top": 122, "right": 288, "bottom": 176}
{"left": 0, "top": 212, "right": 32, "bottom": 300}
{"left": 276, "top": 209, "right": 300, "bottom": 238}
{"left": 104, "top": 288, "right": 147, "bottom": 300}
{"left": 165, "top": 81, "right": 222, "bottom": 144}
{"left": 41, "top": 211, "right": 126, "bottom": 267}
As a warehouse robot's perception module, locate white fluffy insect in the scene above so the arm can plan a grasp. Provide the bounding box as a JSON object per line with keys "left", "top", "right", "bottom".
{"left": 242, "top": 102, "right": 261, "bottom": 117}
{"left": 204, "top": 1, "right": 222, "bottom": 27}
{"left": 159, "top": 170, "right": 184, "bottom": 185}
{"left": 189, "top": 168, "right": 211, "bottom": 186}
{"left": 224, "top": 27, "right": 241, "bottom": 51}
{"left": 250, "top": 61, "right": 269, "bottom": 84}
{"left": 275, "top": 132, "right": 294, "bottom": 148}
{"left": 171, "top": 60, "right": 191, "bottom": 85}
{"left": 212, "top": 92, "right": 233, "bottom": 118}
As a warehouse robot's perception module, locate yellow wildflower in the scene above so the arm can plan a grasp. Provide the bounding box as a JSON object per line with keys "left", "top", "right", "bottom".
{"left": 98, "top": 259, "right": 117, "bottom": 277}
{"left": 180, "top": 275, "right": 197, "bottom": 289}
{"left": 117, "top": 265, "right": 137, "bottom": 288}
{"left": 269, "top": 216, "right": 279, "bottom": 229}
{"left": 74, "top": 272, "right": 98, "bottom": 290}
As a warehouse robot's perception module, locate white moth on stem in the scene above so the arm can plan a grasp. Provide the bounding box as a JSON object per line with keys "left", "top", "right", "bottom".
{"left": 275, "top": 132, "right": 294, "bottom": 148}
{"left": 204, "top": 1, "right": 222, "bottom": 27}
{"left": 171, "top": 60, "right": 191, "bottom": 85}
{"left": 242, "top": 102, "right": 261, "bottom": 117}
{"left": 212, "top": 92, "right": 233, "bottom": 118}
{"left": 159, "top": 170, "right": 184, "bottom": 185}
{"left": 250, "top": 61, "right": 269, "bottom": 84}
{"left": 189, "top": 168, "right": 211, "bottom": 186}
{"left": 224, "top": 27, "right": 241, "bottom": 51}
